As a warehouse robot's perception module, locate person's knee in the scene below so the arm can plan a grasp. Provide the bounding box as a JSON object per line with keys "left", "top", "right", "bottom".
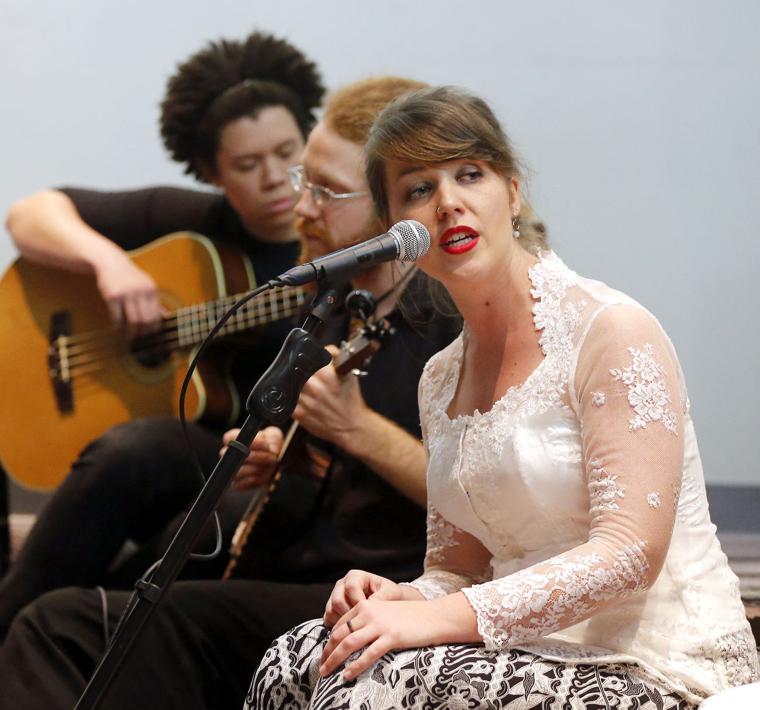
{"left": 82, "top": 418, "right": 171, "bottom": 470}
{"left": 11, "top": 587, "right": 94, "bottom": 643}
{"left": 72, "top": 417, "right": 188, "bottom": 494}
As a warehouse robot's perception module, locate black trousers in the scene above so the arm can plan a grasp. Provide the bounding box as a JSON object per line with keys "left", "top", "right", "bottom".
{"left": 0, "top": 416, "right": 251, "bottom": 640}
{"left": 0, "top": 579, "right": 331, "bottom": 709}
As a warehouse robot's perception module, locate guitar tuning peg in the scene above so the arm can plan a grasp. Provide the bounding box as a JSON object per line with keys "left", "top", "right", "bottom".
{"left": 345, "top": 289, "right": 376, "bottom": 323}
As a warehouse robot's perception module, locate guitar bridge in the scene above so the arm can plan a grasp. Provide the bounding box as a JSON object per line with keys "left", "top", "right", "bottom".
{"left": 48, "top": 310, "right": 73, "bottom": 413}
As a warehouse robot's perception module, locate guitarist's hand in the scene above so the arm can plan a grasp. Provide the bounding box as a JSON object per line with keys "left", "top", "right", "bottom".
{"left": 225, "top": 426, "right": 284, "bottom": 490}
{"left": 293, "top": 345, "right": 368, "bottom": 448}
{"left": 95, "top": 253, "right": 163, "bottom": 336}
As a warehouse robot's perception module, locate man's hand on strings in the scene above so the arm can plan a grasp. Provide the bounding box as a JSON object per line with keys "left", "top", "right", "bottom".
{"left": 226, "top": 426, "right": 284, "bottom": 490}
{"left": 293, "top": 344, "right": 370, "bottom": 447}
{"left": 95, "top": 254, "right": 163, "bottom": 336}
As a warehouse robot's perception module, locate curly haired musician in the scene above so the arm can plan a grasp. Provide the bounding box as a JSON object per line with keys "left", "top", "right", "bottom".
{"left": 0, "top": 30, "right": 322, "bottom": 631}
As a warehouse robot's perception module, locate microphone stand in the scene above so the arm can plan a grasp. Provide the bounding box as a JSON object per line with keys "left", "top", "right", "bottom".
{"left": 75, "top": 284, "right": 339, "bottom": 710}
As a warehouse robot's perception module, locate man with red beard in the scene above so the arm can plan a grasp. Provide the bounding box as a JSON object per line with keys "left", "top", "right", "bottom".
{"left": 227, "top": 77, "right": 442, "bottom": 512}
{"left": 0, "top": 77, "right": 461, "bottom": 710}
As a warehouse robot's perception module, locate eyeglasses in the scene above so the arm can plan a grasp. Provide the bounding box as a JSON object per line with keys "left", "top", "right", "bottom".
{"left": 288, "top": 165, "right": 367, "bottom": 207}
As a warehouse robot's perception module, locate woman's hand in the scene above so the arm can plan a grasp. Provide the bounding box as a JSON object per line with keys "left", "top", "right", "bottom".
{"left": 319, "top": 592, "right": 479, "bottom": 681}
{"left": 225, "top": 426, "right": 284, "bottom": 490}
{"left": 323, "top": 570, "right": 420, "bottom": 628}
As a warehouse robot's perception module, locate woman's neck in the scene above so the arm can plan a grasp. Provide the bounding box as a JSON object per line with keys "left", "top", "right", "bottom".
{"left": 451, "top": 248, "right": 539, "bottom": 346}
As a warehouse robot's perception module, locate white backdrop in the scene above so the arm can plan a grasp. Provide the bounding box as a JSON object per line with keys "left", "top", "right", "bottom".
{"left": 1, "top": 0, "right": 758, "bottom": 486}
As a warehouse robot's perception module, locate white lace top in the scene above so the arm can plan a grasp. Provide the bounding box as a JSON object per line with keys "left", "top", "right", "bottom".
{"left": 408, "top": 252, "right": 759, "bottom": 703}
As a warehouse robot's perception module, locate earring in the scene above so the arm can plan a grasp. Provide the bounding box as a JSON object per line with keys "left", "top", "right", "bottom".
{"left": 512, "top": 215, "right": 521, "bottom": 239}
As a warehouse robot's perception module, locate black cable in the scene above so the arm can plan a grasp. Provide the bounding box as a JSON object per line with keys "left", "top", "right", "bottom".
{"left": 96, "top": 586, "right": 110, "bottom": 648}
{"left": 176, "top": 281, "right": 275, "bottom": 561}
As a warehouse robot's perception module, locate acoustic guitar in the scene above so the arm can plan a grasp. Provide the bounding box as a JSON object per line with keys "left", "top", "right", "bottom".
{"left": 224, "top": 317, "right": 392, "bottom": 580}
{"left": 0, "top": 232, "right": 306, "bottom": 491}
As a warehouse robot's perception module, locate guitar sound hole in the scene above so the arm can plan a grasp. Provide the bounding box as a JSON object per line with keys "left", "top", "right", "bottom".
{"left": 130, "top": 332, "right": 171, "bottom": 368}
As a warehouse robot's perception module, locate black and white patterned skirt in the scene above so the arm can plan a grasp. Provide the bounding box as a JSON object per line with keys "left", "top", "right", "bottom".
{"left": 245, "top": 619, "right": 696, "bottom": 709}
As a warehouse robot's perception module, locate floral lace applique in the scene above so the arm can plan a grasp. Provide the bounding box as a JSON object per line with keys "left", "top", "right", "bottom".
{"left": 420, "top": 253, "right": 586, "bottom": 474}
{"left": 675, "top": 469, "right": 703, "bottom": 527}
{"left": 463, "top": 541, "right": 649, "bottom": 651}
{"left": 418, "top": 345, "right": 461, "bottom": 450}
{"left": 609, "top": 343, "right": 678, "bottom": 434}
{"left": 714, "top": 629, "right": 760, "bottom": 686}
{"left": 404, "top": 571, "right": 473, "bottom": 600}
{"left": 587, "top": 458, "right": 625, "bottom": 518}
{"left": 647, "top": 492, "right": 662, "bottom": 509}
{"left": 670, "top": 479, "right": 683, "bottom": 516}
{"left": 591, "top": 392, "right": 606, "bottom": 407}
{"left": 480, "top": 253, "right": 583, "bottom": 418}
{"left": 426, "top": 506, "right": 459, "bottom": 564}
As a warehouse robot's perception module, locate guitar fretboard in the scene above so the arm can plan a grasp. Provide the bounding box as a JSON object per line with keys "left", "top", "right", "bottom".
{"left": 175, "top": 286, "right": 307, "bottom": 347}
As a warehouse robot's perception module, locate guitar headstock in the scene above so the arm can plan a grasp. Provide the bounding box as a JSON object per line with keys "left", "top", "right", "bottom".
{"left": 333, "top": 319, "right": 393, "bottom": 376}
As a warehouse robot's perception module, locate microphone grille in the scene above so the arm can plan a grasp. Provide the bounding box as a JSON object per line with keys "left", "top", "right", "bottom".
{"left": 389, "top": 220, "right": 431, "bottom": 262}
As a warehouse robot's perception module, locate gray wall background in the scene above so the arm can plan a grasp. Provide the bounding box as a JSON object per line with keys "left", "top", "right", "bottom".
{"left": 1, "top": 1, "right": 758, "bottom": 494}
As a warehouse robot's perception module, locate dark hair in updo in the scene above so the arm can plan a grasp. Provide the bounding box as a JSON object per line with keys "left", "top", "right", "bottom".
{"left": 160, "top": 31, "right": 325, "bottom": 182}
{"left": 366, "top": 85, "right": 548, "bottom": 255}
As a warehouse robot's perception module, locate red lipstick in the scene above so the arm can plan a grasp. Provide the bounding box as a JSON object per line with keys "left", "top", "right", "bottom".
{"left": 439, "top": 226, "right": 480, "bottom": 255}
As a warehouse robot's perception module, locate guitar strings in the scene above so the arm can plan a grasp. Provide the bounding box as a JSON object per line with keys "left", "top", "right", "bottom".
{"left": 59, "top": 298, "right": 297, "bottom": 356}
{"left": 57, "top": 301, "right": 293, "bottom": 363}
{"left": 61, "top": 301, "right": 305, "bottom": 378}
{"left": 51, "top": 288, "right": 307, "bottom": 379}
{"left": 57, "top": 286, "right": 303, "bottom": 347}
{"left": 63, "top": 309, "right": 305, "bottom": 380}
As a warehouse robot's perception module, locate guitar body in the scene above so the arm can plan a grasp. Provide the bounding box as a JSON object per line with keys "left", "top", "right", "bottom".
{"left": 0, "top": 232, "right": 254, "bottom": 491}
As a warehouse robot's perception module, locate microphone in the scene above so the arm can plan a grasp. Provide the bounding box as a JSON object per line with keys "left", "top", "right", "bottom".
{"left": 273, "top": 220, "right": 430, "bottom": 287}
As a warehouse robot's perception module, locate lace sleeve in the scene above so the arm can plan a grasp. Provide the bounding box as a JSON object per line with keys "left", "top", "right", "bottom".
{"left": 404, "top": 505, "right": 493, "bottom": 600}
{"left": 461, "top": 304, "right": 684, "bottom": 650}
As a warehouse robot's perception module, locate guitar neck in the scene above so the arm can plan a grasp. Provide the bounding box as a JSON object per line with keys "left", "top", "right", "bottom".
{"left": 174, "top": 286, "right": 307, "bottom": 347}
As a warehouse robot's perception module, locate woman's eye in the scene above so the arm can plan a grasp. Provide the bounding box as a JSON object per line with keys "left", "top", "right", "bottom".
{"left": 459, "top": 168, "right": 482, "bottom": 182}
{"left": 406, "top": 183, "right": 431, "bottom": 201}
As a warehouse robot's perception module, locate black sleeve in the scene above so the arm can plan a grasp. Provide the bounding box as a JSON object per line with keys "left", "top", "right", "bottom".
{"left": 58, "top": 186, "right": 226, "bottom": 251}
